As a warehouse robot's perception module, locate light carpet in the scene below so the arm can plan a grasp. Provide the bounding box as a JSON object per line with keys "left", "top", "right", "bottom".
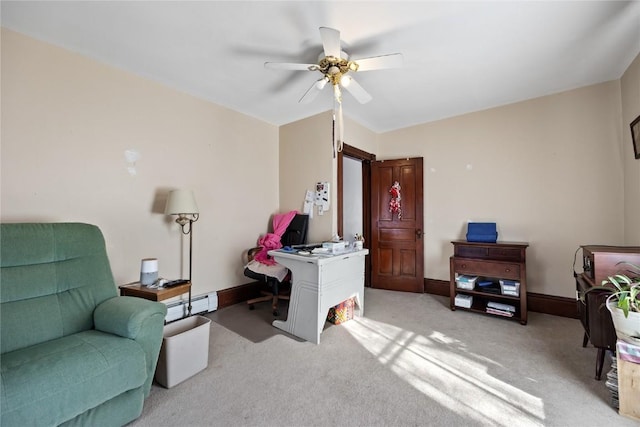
{"left": 130, "top": 288, "right": 635, "bottom": 427}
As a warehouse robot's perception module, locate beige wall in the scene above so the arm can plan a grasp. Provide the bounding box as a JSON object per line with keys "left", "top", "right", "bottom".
{"left": 3, "top": 28, "right": 636, "bottom": 303}
{"left": 377, "top": 82, "right": 625, "bottom": 298}
{"left": 279, "top": 111, "right": 334, "bottom": 242}
{"left": 342, "top": 116, "right": 378, "bottom": 156}
{"left": 621, "top": 53, "right": 640, "bottom": 245}
{"left": 1, "top": 29, "right": 280, "bottom": 298}
{"left": 279, "top": 111, "right": 377, "bottom": 242}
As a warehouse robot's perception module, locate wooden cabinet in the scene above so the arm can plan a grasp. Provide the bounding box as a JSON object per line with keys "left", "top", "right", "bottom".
{"left": 450, "top": 240, "right": 529, "bottom": 324}
{"left": 581, "top": 245, "right": 640, "bottom": 286}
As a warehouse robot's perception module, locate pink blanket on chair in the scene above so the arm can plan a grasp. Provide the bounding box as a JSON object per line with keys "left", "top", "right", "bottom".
{"left": 254, "top": 210, "right": 298, "bottom": 266}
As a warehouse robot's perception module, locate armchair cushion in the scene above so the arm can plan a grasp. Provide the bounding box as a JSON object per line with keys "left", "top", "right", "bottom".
{"left": 0, "top": 330, "right": 147, "bottom": 426}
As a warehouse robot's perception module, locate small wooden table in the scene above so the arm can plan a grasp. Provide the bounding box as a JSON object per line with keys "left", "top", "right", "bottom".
{"left": 119, "top": 281, "right": 191, "bottom": 302}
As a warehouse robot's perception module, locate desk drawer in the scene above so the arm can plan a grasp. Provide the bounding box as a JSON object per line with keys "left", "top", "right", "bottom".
{"left": 453, "top": 259, "right": 520, "bottom": 280}
{"left": 320, "top": 254, "right": 364, "bottom": 284}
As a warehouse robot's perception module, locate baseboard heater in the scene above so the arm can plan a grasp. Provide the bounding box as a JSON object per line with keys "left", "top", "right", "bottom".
{"left": 165, "top": 292, "right": 218, "bottom": 323}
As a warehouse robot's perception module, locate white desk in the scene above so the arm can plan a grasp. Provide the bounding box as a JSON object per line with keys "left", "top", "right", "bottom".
{"left": 268, "top": 248, "right": 369, "bottom": 344}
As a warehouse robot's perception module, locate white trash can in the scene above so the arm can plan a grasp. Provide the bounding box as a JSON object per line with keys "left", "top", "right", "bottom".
{"left": 155, "top": 315, "right": 211, "bottom": 388}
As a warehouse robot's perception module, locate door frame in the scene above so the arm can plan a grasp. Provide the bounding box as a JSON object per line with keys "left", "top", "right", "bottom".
{"left": 338, "top": 144, "right": 376, "bottom": 287}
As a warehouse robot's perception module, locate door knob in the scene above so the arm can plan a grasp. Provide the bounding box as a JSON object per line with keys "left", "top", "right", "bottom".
{"left": 416, "top": 229, "right": 423, "bottom": 239}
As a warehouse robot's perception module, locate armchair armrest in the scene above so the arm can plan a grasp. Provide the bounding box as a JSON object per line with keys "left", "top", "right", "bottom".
{"left": 94, "top": 296, "right": 167, "bottom": 396}
{"left": 94, "top": 296, "right": 166, "bottom": 339}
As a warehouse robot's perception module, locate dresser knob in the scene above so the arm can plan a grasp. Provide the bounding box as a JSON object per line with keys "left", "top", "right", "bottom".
{"left": 505, "top": 268, "right": 511, "bottom": 272}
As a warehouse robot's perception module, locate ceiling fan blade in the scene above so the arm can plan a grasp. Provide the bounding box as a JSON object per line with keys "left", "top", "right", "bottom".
{"left": 264, "top": 62, "right": 315, "bottom": 71}
{"left": 299, "top": 77, "right": 328, "bottom": 104}
{"left": 319, "top": 27, "right": 341, "bottom": 58}
{"left": 353, "top": 53, "right": 404, "bottom": 72}
{"left": 341, "top": 76, "right": 372, "bottom": 104}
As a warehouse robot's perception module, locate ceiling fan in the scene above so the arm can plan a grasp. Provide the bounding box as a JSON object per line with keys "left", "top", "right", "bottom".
{"left": 265, "top": 27, "right": 403, "bottom": 153}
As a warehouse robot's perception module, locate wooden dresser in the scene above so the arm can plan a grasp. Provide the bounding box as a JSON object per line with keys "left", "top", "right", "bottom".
{"left": 450, "top": 240, "right": 528, "bottom": 325}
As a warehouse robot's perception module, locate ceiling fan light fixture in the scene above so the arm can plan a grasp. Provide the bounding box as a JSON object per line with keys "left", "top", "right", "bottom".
{"left": 264, "top": 26, "right": 403, "bottom": 155}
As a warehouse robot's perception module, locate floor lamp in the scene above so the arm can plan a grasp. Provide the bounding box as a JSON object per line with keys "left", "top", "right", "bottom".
{"left": 165, "top": 189, "right": 199, "bottom": 317}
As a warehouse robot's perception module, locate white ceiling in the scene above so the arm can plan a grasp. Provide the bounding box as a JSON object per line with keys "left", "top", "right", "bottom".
{"left": 2, "top": 1, "right": 640, "bottom": 133}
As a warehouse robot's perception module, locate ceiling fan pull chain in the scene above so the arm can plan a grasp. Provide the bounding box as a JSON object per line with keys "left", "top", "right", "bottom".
{"left": 332, "top": 112, "right": 337, "bottom": 159}
{"left": 337, "top": 101, "right": 344, "bottom": 153}
{"left": 333, "top": 85, "right": 344, "bottom": 154}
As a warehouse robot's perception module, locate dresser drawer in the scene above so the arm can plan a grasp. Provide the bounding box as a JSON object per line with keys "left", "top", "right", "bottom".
{"left": 454, "top": 245, "right": 524, "bottom": 262}
{"left": 453, "top": 259, "right": 521, "bottom": 280}
{"left": 487, "top": 247, "right": 524, "bottom": 262}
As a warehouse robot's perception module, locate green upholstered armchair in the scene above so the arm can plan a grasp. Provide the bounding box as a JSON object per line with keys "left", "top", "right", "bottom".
{"left": 0, "top": 223, "right": 167, "bottom": 426}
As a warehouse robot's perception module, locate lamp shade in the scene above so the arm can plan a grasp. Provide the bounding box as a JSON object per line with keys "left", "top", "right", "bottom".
{"left": 165, "top": 190, "right": 199, "bottom": 215}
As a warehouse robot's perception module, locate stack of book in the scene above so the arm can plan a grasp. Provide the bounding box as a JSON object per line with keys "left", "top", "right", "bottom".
{"left": 477, "top": 280, "right": 501, "bottom": 294}
{"left": 606, "top": 356, "right": 619, "bottom": 409}
{"left": 486, "top": 301, "right": 516, "bottom": 317}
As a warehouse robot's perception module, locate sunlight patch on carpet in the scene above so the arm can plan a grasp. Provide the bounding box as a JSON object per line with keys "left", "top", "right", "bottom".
{"left": 343, "top": 317, "right": 546, "bottom": 426}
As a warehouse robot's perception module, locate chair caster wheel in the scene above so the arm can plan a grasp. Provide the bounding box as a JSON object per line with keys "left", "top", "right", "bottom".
{"left": 248, "top": 304, "right": 255, "bottom": 310}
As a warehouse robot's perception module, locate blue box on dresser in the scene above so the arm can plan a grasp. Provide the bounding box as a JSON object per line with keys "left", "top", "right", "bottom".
{"left": 466, "top": 222, "right": 498, "bottom": 243}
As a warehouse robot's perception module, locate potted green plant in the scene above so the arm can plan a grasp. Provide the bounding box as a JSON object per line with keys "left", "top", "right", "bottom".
{"left": 602, "top": 261, "right": 640, "bottom": 344}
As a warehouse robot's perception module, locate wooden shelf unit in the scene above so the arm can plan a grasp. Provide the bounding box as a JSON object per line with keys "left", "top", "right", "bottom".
{"left": 449, "top": 240, "right": 529, "bottom": 325}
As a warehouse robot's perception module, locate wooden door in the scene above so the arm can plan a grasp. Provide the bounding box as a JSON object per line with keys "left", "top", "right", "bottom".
{"left": 371, "top": 158, "right": 424, "bottom": 292}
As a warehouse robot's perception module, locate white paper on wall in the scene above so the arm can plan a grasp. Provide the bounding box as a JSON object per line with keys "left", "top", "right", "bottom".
{"left": 314, "top": 182, "right": 330, "bottom": 211}
{"left": 303, "top": 190, "right": 314, "bottom": 219}
{"left": 124, "top": 149, "right": 140, "bottom": 176}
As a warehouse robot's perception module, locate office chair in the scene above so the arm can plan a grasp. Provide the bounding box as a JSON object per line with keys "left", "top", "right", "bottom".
{"left": 244, "top": 214, "right": 309, "bottom": 316}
